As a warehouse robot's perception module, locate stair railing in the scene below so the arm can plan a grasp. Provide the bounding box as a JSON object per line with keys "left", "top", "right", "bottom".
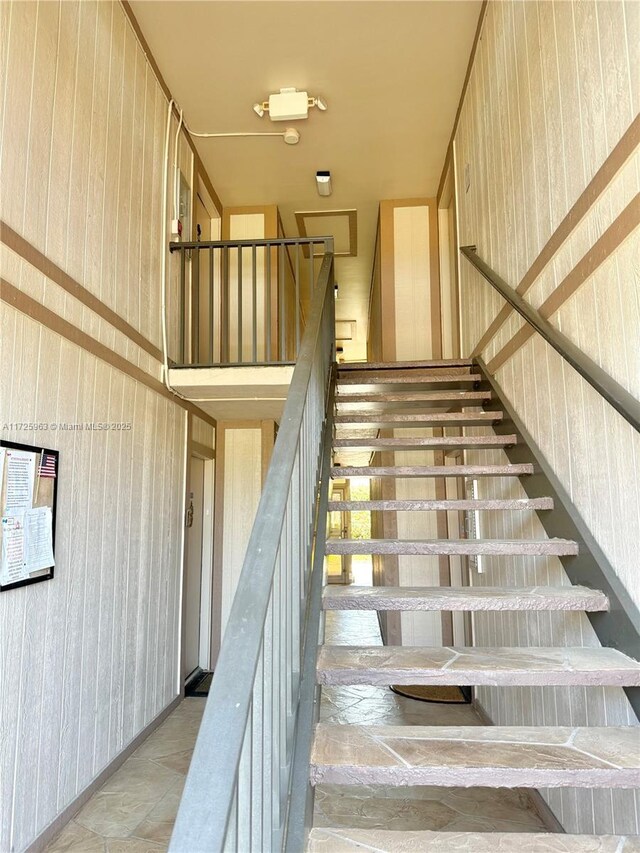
{"left": 169, "top": 241, "right": 335, "bottom": 852}
{"left": 169, "top": 237, "right": 329, "bottom": 367}
{"left": 460, "top": 245, "right": 640, "bottom": 433}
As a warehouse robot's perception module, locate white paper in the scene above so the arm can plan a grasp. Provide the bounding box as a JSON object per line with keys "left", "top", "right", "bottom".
{"left": 5, "top": 450, "right": 35, "bottom": 516}
{"left": 23, "top": 506, "right": 55, "bottom": 573}
{"left": 1, "top": 515, "right": 28, "bottom": 583}
{"left": 0, "top": 448, "right": 6, "bottom": 492}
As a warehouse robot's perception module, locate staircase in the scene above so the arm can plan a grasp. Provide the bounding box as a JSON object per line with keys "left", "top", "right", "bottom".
{"left": 307, "top": 360, "right": 640, "bottom": 851}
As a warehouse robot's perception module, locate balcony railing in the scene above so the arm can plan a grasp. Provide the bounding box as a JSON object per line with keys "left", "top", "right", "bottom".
{"left": 169, "top": 237, "right": 333, "bottom": 367}
{"left": 169, "top": 241, "right": 335, "bottom": 851}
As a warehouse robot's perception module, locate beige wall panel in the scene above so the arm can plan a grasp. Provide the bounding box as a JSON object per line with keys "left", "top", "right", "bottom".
{"left": 392, "top": 206, "right": 432, "bottom": 360}
{"left": 453, "top": 0, "right": 640, "bottom": 835}
{"left": 192, "top": 416, "right": 215, "bottom": 451}
{"left": 227, "top": 213, "right": 267, "bottom": 362}
{"left": 0, "top": 0, "right": 196, "bottom": 355}
{"left": 220, "top": 427, "right": 262, "bottom": 632}
{"left": 0, "top": 303, "right": 186, "bottom": 851}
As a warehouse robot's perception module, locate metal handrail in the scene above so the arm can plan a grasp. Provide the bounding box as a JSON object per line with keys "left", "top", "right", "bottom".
{"left": 169, "top": 237, "right": 331, "bottom": 251}
{"left": 460, "top": 245, "right": 640, "bottom": 432}
{"left": 169, "top": 236, "right": 331, "bottom": 367}
{"left": 169, "top": 243, "right": 335, "bottom": 852}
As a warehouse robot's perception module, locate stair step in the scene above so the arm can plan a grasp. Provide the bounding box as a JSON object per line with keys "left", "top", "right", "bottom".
{"left": 332, "top": 464, "right": 534, "bottom": 478}
{"left": 338, "top": 359, "right": 475, "bottom": 371}
{"left": 332, "top": 435, "right": 517, "bottom": 451}
{"left": 335, "top": 412, "right": 501, "bottom": 427}
{"left": 310, "top": 724, "right": 640, "bottom": 788}
{"left": 338, "top": 372, "right": 483, "bottom": 387}
{"left": 327, "top": 498, "right": 553, "bottom": 511}
{"left": 316, "top": 646, "right": 640, "bottom": 687}
{"left": 325, "top": 538, "right": 578, "bottom": 556}
{"left": 307, "top": 828, "right": 640, "bottom": 852}
{"left": 322, "top": 585, "right": 608, "bottom": 612}
{"left": 336, "top": 390, "right": 490, "bottom": 404}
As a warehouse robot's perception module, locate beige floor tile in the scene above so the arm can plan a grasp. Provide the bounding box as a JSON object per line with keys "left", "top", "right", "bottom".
{"left": 45, "top": 820, "right": 106, "bottom": 852}
{"left": 100, "top": 758, "right": 181, "bottom": 801}
{"left": 74, "top": 792, "right": 157, "bottom": 838}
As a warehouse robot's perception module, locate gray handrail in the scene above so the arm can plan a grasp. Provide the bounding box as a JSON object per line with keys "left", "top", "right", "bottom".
{"left": 169, "top": 242, "right": 335, "bottom": 852}
{"left": 460, "top": 245, "right": 640, "bottom": 432}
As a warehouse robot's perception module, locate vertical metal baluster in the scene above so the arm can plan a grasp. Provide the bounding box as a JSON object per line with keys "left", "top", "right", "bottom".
{"left": 209, "top": 247, "right": 214, "bottom": 364}
{"left": 308, "top": 239, "right": 314, "bottom": 299}
{"left": 180, "top": 248, "right": 186, "bottom": 362}
{"left": 192, "top": 248, "right": 200, "bottom": 363}
{"left": 266, "top": 243, "right": 272, "bottom": 362}
{"left": 237, "top": 709, "right": 252, "bottom": 851}
{"left": 262, "top": 596, "right": 273, "bottom": 846}
{"left": 238, "top": 246, "right": 243, "bottom": 364}
{"left": 279, "top": 243, "right": 285, "bottom": 361}
{"left": 221, "top": 246, "right": 228, "bottom": 364}
{"left": 252, "top": 244, "right": 258, "bottom": 363}
{"left": 295, "top": 242, "right": 301, "bottom": 358}
{"left": 252, "top": 649, "right": 264, "bottom": 852}
{"left": 271, "top": 560, "right": 281, "bottom": 842}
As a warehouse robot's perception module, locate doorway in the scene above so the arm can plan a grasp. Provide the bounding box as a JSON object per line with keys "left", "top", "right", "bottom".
{"left": 183, "top": 453, "right": 215, "bottom": 685}
{"left": 327, "top": 483, "right": 352, "bottom": 585}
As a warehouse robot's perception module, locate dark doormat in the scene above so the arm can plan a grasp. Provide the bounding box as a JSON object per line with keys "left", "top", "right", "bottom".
{"left": 186, "top": 671, "right": 213, "bottom": 697}
{"left": 390, "top": 685, "right": 471, "bottom": 704}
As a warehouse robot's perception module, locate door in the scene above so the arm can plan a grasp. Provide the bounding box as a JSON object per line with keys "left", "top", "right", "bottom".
{"left": 327, "top": 483, "right": 352, "bottom": 584}
{"left": 184, "top": 456, "right": 205, "bottom": 680}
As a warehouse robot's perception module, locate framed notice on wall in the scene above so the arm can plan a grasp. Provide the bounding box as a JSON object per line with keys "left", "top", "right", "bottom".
{"left": 0, "top": 440, "right": 58, "bottom": 591}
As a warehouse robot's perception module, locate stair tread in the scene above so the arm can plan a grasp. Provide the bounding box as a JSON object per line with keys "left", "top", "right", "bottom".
{"left": 335, "top": 412, "right": 501, "bottom": 425}
{"left": 327, "top": 498, "right": 554, "bottom": 511}
{"left": 316, "top": 645, "right": 640, "bottom": 687}
{"left": 332, "top": 464, "right": 534, "bottom": 477}
{"left": 336, "top": 390, "right": 490, "bottom": 403}
{"left": 338, "top": 373, "right": 483, "bottom": 386}
{"left": 307, "top": 828, "right": 640, "bottom": 852}
{"left": 322, "top": 585, "right": 609, "bottom": 612}
{"left": 338, "top": 359, "right": 475, "bottom": 370}
{"left": 310, "top": 724, "right": 640, "bottom": 788}
{"left": 325, "top": 538, "right": 578, "bottom": 556}
{"left": 333, "top": 436, "right": 517, "bottom": 450}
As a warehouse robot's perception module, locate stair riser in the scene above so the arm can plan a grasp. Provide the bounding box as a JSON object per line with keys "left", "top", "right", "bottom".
{"left": 336, "top": 391, "right": 490, "bottom": 403}
{"left": 309, "top": 766, "right": 640, "bottom": 789}
{"left": 317, "top": 671, "right": 640, "bottom": 687}
{"left": 333, "top": 437, "right": 517, "bottom": 450}
{"left": 322, "top": 596, "right": 608, "bottom": 613}
{"left": 335, "top": 416, "right": 501, "bottom": 427}
{"left": 338, "top": 359, "right": 474, "bottom": 370}
{"left": 332, "top": 466, "right": 534, "bottom": 478}
{"left": 325, "top": 541, "right": 578, "bottom": 556}
{"left": 327, "top": 499, "right": 554, "bottom": 511}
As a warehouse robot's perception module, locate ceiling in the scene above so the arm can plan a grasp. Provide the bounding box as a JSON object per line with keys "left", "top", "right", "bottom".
{"left": 131, "top": 0, "right": 482, "bottom": 360}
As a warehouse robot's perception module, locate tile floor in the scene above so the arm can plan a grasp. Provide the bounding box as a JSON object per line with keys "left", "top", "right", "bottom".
{"left": 47, "top": 605, "right": 548, "bottom": 852}
{"left": 45, "top": 698, "right": 206, "bottom": 852}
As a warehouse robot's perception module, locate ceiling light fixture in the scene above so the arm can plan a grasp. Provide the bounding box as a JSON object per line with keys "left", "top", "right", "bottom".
{"left": 253, "top": 88, "right": 328, "bottom": 121}
{"left": 316, "top": 171, "right": 332, "bottom": 196}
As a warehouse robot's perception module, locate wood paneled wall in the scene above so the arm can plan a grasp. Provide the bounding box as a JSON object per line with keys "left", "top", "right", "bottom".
{"left": 453, "top": 0, "right": 639, "bottom": 835}
{"left": 0, "top": 2, "right": 208, "bottom": 848}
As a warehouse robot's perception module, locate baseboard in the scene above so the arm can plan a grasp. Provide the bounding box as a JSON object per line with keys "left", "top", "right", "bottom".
{"left": 26, "top": 694, "right": 182, "bottom": 853}
{"left": 472, "top": 696, "right": 566, "bottom": 835}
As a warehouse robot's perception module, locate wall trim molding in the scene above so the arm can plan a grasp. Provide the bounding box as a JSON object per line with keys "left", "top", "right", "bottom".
{"left": 487, "top": 192, "right": 639, "bottom": 372}
{"left": 436, "top": 0, "right": 488, "bottom": 205}
{"left": 0, "top": 278, "right": 216, "bottom": 427}
{"left": 472, "top": 114, "right": 640, "bottom": 357}
{"left": 26, "top": 695, "right": 182, "bottom": 853}
{"left": 0, "top": 220, "right": 163, "bottom": 362}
